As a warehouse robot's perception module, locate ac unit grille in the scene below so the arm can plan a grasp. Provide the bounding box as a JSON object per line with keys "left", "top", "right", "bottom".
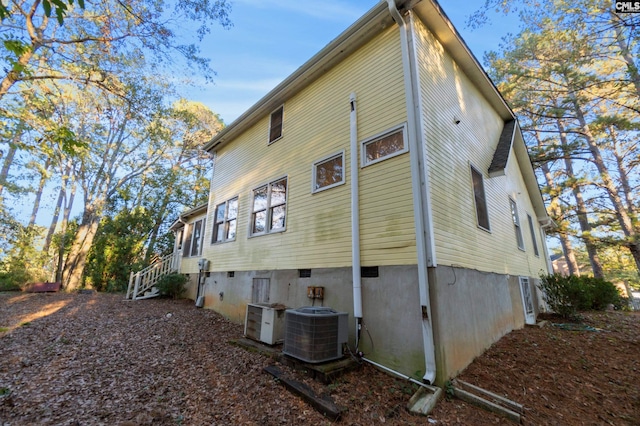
{"left": 245, "top": 304, "right": 263, "bottom": 341}
{"left": 244, "top": 303, "right": 286, "bottom": 345}
{"left": 283, "top": 307, "right": 348, "bottom": 363}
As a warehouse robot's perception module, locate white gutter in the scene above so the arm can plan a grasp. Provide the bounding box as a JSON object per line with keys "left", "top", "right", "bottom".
{"left": 387, "top": 0, "right": 437, "bottom": 385}
{"left": 350, "top": 93, "right": 363, "bottom": 348}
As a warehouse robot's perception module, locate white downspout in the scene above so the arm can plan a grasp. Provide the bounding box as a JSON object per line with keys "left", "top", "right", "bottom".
{"left": 350, "top": 93, "right": 363, "bottom": 348}
{"left": 387, "top": 0, "right": 437, "bottom": 385}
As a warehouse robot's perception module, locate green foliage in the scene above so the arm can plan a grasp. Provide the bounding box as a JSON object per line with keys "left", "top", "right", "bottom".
{"left": 155, "top": 273, "right": 188, "bottom": 299}
{"left": 85, "top": 206, "right": 154, "bottom": 292}
{"left": 539, "top": 273, "right": 624, "bottom": 318}
{"left": 2, "top": 38, "right": 30, "bottom": 73}
{"left": 0, "top": 223, "right": 50, "bottom": 290}
{"left": 0, "top": 0, "right": 84, "bottom": 25}
{"left": 444, "top": 381, "right": 455, "bottom": 400}
{"left": 46, "top": 126, "right": 87, "bottom": 156}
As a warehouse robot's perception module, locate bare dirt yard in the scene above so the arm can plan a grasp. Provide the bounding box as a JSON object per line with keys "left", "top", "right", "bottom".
{"left": 0, "top": 292, "right": 638, "bottom": 425}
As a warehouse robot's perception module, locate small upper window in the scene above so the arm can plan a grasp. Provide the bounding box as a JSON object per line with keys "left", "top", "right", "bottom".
{"left": 251, "top": 177, "right": 288, "bottom": 236}
{"left": 313, "top": 151, "right": 345, "bottom": 193}
{"left": 471, "top": 165, "right": 490, "bottom": 231}
{"left": 212, "top": 197, "right": 238, "bottom": 244}
{"left": 361, "top": 124, "right": 408, "bottom": 167}
{"left": 268, "top": 105, "right": 284, "bottom": 143}
{"left": 510, "top": 198, "right": 525, "bottom": 251}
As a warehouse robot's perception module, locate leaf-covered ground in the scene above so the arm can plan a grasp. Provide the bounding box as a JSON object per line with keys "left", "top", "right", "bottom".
{"left": 0, "top": 292, "right": 638, "bottom": 425}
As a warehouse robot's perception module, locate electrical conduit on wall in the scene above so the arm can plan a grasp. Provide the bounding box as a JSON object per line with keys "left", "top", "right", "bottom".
{"left": 349, "top": 92, "right": 363, "bottom": 348}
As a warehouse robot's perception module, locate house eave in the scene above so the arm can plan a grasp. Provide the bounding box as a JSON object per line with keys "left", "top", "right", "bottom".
{"left": 169, "top": 203, "right": 208, "bottom": 231}
{"left": 203, "top": 1, "right": 395, "bottom": 153}
{"left": 411, "top": 1, "right": 515, "bottom": 121}
{"left": 204, "top": 0, "right": 519, "bottom": 152}
{"left": 488, "top": 119, "right": 516, "bottom": 177}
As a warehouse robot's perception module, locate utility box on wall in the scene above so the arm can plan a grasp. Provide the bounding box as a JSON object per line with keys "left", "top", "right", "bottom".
{"left": 244, "top": 303, "right": 287, "bottom": 345}
{"left": 198, "top": 258, "right": 210, "bottom": 271}
{"left": 306, "top": 286, "right": 324, "bottom": 300}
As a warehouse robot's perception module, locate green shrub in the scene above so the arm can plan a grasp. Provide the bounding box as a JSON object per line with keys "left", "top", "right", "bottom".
{"left": 539, "top": 273, "right": 623, "bottom": 318}
{"left": 0, "top": 271, "right": 29, "bottom": 291}
{"left": 585, "top": 277, "right": 621, "bottom": 310}
{"left": 156, "top": 273, "right": 188, "bottom": 299}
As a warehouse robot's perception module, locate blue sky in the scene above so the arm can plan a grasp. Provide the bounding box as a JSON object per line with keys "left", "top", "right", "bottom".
{"left": 182, "top": 0, "right": 519, "bottom": 124}
{"left": 16, "top": 1, "right": 521, "bottom": 227}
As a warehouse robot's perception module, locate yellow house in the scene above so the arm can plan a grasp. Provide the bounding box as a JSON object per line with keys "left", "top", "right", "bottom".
{"left": 172, "top": 0, "right": 551, "bottom": 386}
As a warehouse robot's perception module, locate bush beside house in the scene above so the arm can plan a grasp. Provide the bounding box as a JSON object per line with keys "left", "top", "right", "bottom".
{"left": 539, "top": 273, "right": 626, "bottom": 318}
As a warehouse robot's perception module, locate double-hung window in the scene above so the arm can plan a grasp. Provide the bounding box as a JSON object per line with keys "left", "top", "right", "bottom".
{"left": 527, "top": 214, "right": 540, "bottom": 256}
{"left": 268, "top": 105, "right": 284, "bottom": 144}
{"left": 510, "top": 198, "right": 525, "bottom": 251}
{"left": 471, "top": 165, "right": 490, "bottom": 231}
{"left": 361, "top": 123, "right": 408, "bottom": 167}
{"left": 251, "top": 177, "right": 288, "bottom": 236}
{"left": 212, "top": 197, "right": 238, "bottom": 243}
{"left": 184, "top": 218, "right": 205, "bottom": 257}
{"left": 177, "top": 229, "right": 184, "bottom": 250}
{"left": 313, "top": 151, "right": 345, "bottom": 193}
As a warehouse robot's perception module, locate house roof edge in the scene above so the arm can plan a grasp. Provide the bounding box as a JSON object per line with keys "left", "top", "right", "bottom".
{"left": 203, "top": 1, "right": 394, "bottom": 152}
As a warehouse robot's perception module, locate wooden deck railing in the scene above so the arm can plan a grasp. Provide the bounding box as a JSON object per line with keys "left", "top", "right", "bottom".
{"left": 126, "top": 252, "right": 179, "bottom": 300}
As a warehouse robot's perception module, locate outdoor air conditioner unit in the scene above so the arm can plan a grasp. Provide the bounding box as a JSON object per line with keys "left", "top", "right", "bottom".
{"left": 283, "top": 306, "right": 349, "bottom": 363}
{"left": 244, "top": 303, "right": 286, "bottom": 345}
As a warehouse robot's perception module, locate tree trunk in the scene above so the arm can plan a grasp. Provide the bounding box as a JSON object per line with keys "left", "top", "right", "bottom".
{"left": 559, "top": 232, "right": 580, "bottom": 276}
{"left": 44, "top": 162, "right": 72, "bottom": 253}
{"left": 62, "top": 206, "right": 101, "bottom": 290}
{"left": 556, "top": 118, "right": 604, "bottom": 278}
{"left": 0, "top": 0, "right": 46, "bottom": 102}
{"left": 29, "top": 158, "right": 51, "bottom": 227}
{"left": 535, "top": 131, "right": 581, "bottom": 275}
{"left": 143, "top": 188, "right": 174, "bottom": 264}
{"left": 55, "top": 173, "right": 77, "bottom": 282}
{"left": 0, "top": 133, "right": 20, "bottom": 197}
{"left": 571, "top": 95, "right": 640, "bottom": 273}
{"left": 608, "top": 125, "right": 636, "bottom": 215}
{"left": 612, "top": 13, "right": 640, "bottom": 98}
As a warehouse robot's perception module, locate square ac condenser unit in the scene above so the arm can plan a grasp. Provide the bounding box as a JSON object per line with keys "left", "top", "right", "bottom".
{"left": 244, "top": 303, "right": 286, "bottom": 345}
{"left": 283, "top": 307, "right": 349, "bottom": 363}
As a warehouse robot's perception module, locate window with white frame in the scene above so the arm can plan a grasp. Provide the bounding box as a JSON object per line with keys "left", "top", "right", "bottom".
{"left": 527, "top": 213, "right": 540, "bottom": 256}
{"left": 361, "top": 123, "right": 408, "bottom": 167}
{"left": 313, "top": 151, "right": 345, "bottom": 192}
{"left": 182, "top": 226, "right": 192, "bottom": 258}
{"left": 186, "top": 218, "right": 205, "bottom": 257}
{"left": 177, "top": 229, "right": 184, "bottom": 250}
{"left": 510, "top": 198, "right": 525, "bottom": 250}
{"left": 471, "top": 165, "right": 490, "bottom": 231}
{"left": 251, "top": 177, "right": 288, "bottom": 236}
{"left": 268, "top": 105, "right": 284, "bottom": 144}
{"left": 212, "top": 197, "right": 238, "bottom": 243}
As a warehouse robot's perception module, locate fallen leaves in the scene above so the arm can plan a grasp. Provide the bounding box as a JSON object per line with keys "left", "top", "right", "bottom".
{"left": 1, "top": 293, "right": 639, "bottom": 425}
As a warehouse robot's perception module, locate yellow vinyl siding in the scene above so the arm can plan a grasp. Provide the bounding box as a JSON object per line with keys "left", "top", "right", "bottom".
{"left": 359, "top": 153, "right": 416, "bottom": 264}
{"left": 202, "top": 26, "right": 415, "bottom": 272}
{"left": 413, "top": 18, "right": 547, "bottom": 277}
{"left": 179, "top": 212, "right": 208, "bottom": 273}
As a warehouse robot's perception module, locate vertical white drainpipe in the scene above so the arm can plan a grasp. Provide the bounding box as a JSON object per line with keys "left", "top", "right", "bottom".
{"left": 350, "top": 93, "right": 363, "bottom": 348}
{"left": 387, "top": 0, "right": 437, "bottom": 385}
